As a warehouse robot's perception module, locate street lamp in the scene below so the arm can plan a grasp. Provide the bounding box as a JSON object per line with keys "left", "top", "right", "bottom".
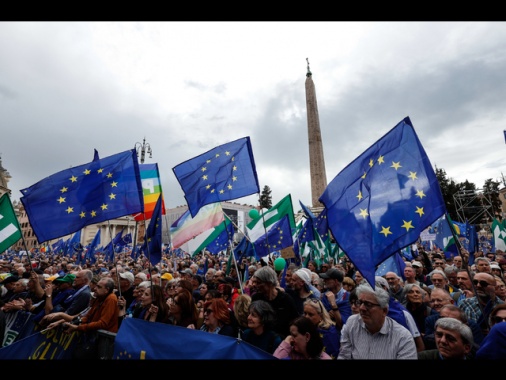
{"left": 134, "top": 137, "right": 152, "bottom": 164}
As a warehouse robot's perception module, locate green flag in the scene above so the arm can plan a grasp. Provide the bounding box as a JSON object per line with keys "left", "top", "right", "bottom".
{"left": 191, "top": 219, "right": 231, "bottom": 257}
{"left": 246, "top": 194, "right": 295, "bottom": 242}
{"left": 0, "top": 193, "right": 22, "bottom": 253}
{"left": 492, "top": 218, "right": 506, "bottom": 252}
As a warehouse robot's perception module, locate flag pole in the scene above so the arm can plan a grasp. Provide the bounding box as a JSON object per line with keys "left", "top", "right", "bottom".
{"left": 223, "top": 213, "right": 255, "bottom": 244}
{"left": 227, "top": 238, "right": 243, "bottom": 294}
{"left": 107, "top": 221, "right": 122, "bottom": 298}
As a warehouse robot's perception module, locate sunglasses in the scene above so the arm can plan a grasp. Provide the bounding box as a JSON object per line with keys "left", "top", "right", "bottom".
{"left": 204, "top": 308, "right": 213, "bottom": 315}
{"left": 472, "top": 280, "right": 492, "bottom": 288}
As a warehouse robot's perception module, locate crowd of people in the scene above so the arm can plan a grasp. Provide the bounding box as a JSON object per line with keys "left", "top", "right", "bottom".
{"left": 1, "top": 244, "right": 505, "bottom": 360}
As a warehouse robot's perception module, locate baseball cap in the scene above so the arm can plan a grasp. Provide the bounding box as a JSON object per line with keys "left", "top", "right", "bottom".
{"left": 1, "top": 275, "right": 20, "bottom": 285}
{"left": 161, "top": 273, "right": 173, "bottom": 281}
{"left": 319, "top": 268, "right": 344, "bottom": 282}
{"left": 53, "top": 274, "right": 76, "bottom": 284}
{"left": 411, "top": 261, "right": 422, "bottom": 268}
{"left": 119, "top": 272, "right": 135, "bottom": 284}
{"left": 179, "top": 268, "right": 193, "bottom": 276}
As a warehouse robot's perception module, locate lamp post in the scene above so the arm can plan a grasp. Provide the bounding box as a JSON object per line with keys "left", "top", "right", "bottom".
{"left": 134, "top": 137, "right": 152, "bottom": 164}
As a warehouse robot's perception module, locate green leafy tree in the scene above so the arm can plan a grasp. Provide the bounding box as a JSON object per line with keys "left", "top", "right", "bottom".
{"left": 483, "top": 178, "right": 502, "bottom": 219}
{"left": 259, "top": 185, "right": 272, "bottom": 209}
{"left": 435, "top": 167, "right": 459, "bottom": 218}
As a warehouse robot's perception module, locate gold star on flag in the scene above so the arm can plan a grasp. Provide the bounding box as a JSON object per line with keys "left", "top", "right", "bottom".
{"left": 391, "top": 162, "right": 402, "bottom": 170}
{"left": 359, "top": 208, "right": 369, "bottom": 218}
{"left": 401, "top": 220, "right": 414, "bottom": 231}
{"left": 380, "top": 226, "right": 392, "bottom": 237}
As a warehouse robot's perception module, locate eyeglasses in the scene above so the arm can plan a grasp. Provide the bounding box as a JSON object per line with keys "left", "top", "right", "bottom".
{"left": 473, "top": 280, "right": 492, "bottom": 288}
{"left": 204, "top": 308, "right": 213, "bottom": 315}
{"left": 434, "top": 262, "right": 444, "bottom": 266}
{"left": 355, "top": 300, "right": 381, "bottom": 309}
{"left": 492, "top": 316, "right": 506, "bottom": 324}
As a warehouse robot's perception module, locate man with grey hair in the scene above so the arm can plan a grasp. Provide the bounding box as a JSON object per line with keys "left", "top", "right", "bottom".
{"left": 418, "top": 317, "right": 474, "bottom": 360}
{"left": 251, "top": 266, "right": 298, "bottom": 339}
{"left": 338, "top": 283, "right": 418, "bottom": 359}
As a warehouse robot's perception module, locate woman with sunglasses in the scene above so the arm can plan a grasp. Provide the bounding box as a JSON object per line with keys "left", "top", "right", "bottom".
{"left": 200, "top": 298, "right": 237, "bottom": 337}
{"left": 303, "top": 298, "right": 340, "bottom": 358}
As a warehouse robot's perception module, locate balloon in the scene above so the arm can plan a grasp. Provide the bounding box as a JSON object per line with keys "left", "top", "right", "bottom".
{"left": 249, "top": 209, "right": 259, "bottom": 219}
{"left": 274, "top": 257, "right": 286, "bottom": 272}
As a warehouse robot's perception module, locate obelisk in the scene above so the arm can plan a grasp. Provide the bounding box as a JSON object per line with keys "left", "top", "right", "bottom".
{"left": 305, "top": 58, "right": 327, "bottom": 209}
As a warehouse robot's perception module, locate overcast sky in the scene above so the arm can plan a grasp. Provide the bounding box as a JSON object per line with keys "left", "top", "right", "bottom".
{"left": 1, "top": 22, "right": 506, "bottom": 212}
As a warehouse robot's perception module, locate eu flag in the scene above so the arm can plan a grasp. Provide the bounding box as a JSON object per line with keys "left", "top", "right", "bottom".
{"left": 20, "top": 149, "right": 144, "bottom": 243}
{"left": 319, "top": 117, "right": 446, "bottom": 287}
{"left": 86, "top": 229, "right": 101, "bottom": 264}
{"left": 253, "top": 214, "right": 293, "bottom": 260}
{"left": 202, "top": 220, "right": 235, "bottom": 255}
{"left": 172, "top": 137, "right": 260, "bottom": 217}
{"left": 143, "top": 194, "right": 163, "bottom": 266}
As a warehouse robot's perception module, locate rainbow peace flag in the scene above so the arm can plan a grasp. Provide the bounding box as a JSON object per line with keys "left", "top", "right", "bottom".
{"left": 133, "top": 163, "right": 165, "bottom": 221}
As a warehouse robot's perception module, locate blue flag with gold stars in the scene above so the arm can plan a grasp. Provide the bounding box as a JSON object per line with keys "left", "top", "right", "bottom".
{"left": 253, "top": 214, "right": 293, "bottom": 260}
{"left": 172, "top": 137, "right": 260, "bottom": 217}
{"left": 143, "top": 194, "right": 163, "bottom": 266}
{"left": 319, "top": 117, "right": 446, "bottom": 287}
{"left": 20, "top": 149, "right": 144, "bottom": 243}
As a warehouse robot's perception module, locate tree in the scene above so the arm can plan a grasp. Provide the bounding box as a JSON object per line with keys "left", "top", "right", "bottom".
{"left": 435, "top": 167, "right": 459, "bottom": 218}
{"left": 259, "top": 185, "right": 272, "bottom": 209}
{"left": 483, "top": 178, "right": 502, "bottom": 220}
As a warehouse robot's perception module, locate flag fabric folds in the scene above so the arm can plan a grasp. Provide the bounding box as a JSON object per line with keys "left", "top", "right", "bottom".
{"left": 492, "top": 218, "right": 506, "bottom": 252}
{"left": 172, "top": 136, "right": 260, "bottom": 217}
{"left": 252, "top": 215, "right": 293, "bottom": 260}
{"left": 143, "top": 194, "right": 163, "bottom": 266}
{"left": 20, "top": 149, "right": 144, "bottom": 243}
{"left": 170, "top": 203, "right": 224, "bottom": 249}
{"left": 64, "top": 230, "right": 82, "bottom": 257}
{"left": 104, "top": 228, "right": 124, "bottom": 262}
{"left": 233, "top": 236, "right": 256, "bottom": 262}
{"left": 375, "top": 251, "right": 407, "bottom": 279}
{"left": 113, "top": 317, "right": 275, "bottom": 359}
{"left": 0, "top": 193, "right": 22, "bottom": 254}
{"left": 433, "top": 214, "right": 460, "bottom": 258}
{"left": 246, "top": 194, "right": 296, "bottom": 242}
{"left": 192, "top": 219, "right": 235, "bottom": 256}
{"left": 85, "top": 229, "right": 101, "bottom": 264}
{"left": 319, "top": 117, "right": 446, "bottom": 287}
{"left": 132, "top": 163, "right": 165, "bottom": 222}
